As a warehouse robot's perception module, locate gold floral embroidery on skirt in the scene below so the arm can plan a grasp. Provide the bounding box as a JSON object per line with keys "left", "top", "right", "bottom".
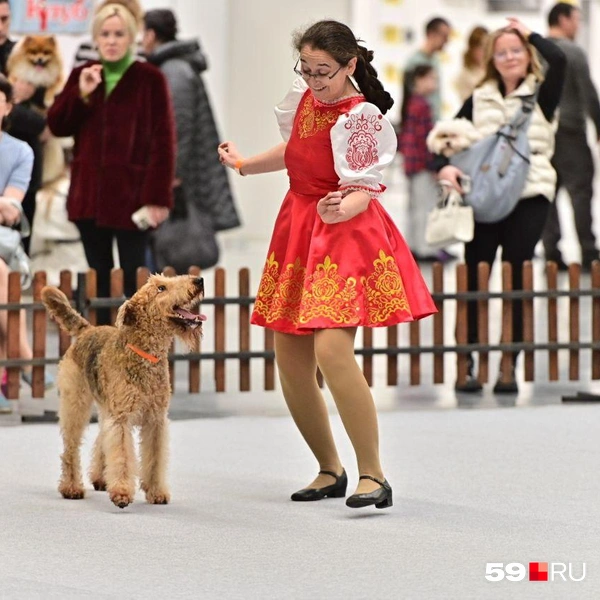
{"left": 361, "top": 250, "right": 410, "bottom": 323}
{"left": 254, "top": 251, "right": 410, "bottom": 326}
{"left": 299, "top": 256, "right": 359, "bottom": 325}
{"left": 297, "top": 97, "right": 339, "bottom": 139}
{"left": 254, "top": 252, "right": 306, "bottom": 323}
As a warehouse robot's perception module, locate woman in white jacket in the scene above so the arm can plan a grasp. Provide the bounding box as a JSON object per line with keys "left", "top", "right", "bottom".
{"left": 437, "top": 18, "right": 566, "bottom": 394}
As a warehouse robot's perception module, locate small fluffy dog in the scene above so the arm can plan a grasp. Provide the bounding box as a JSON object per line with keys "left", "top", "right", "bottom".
{"left": 426, "top": 118, "right": 482, "bottom": 157}
{"left": 41, "top": 274, "right": 205, "bottom": 509}
{"left": 7, "top": 35, "right": 63, "bottom": 106}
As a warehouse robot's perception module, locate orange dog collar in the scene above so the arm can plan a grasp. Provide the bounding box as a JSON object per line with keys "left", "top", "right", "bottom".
{"left": 126, "top": 343, "right": 160, "bottom": 364}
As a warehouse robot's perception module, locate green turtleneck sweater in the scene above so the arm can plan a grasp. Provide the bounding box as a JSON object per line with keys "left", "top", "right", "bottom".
{"left": 101, "top": 50, "right": 134, "bottom": 97}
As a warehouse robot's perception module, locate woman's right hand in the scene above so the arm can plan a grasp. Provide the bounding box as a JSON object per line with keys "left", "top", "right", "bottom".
{"left": 437, "top": 165, "right": 465, "bottom": 193}
{"left": 0, "top": 197, "right": 22, "bottom": 227}
{"left": 218, "top": 141, "right": 243, "bottom": 171}
{"left": 79, "top": 64, "right": 103, "bottom": 98}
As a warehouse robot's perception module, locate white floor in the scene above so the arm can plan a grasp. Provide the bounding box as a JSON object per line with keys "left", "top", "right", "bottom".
{"left": 1, "top": 405, "right": 599, "bottom": 600}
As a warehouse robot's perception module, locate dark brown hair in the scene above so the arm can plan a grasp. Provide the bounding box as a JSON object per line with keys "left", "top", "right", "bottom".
{"left": 463, "top": 26, "right": 488, "bottom": 69}
{"left": 293, "top": 20, "right": 394, "bottom": 114}
{"left": 0, "top": 74, "right": 12, "bottom": 131}
{"left": 400, "top": 64, "right": 433, "bottom": 124}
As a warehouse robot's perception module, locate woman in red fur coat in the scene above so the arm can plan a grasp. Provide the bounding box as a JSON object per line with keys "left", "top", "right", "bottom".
{"left": 48, "top": 3, "right": 175, "bottom": 324}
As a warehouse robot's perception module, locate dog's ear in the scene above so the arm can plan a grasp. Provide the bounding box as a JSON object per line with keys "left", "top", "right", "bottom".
{"left": 116, "top": 300, "right": 137, "bottom": 327}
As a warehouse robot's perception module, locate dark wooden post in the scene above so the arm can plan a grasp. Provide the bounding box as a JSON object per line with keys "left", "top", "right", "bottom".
{"left": 215, "top": 268, "right": 226, "bottom": 392}
{"left": 58, "top": 271, "right": 73, "bottom": 356}
{"left": 188, "top": 266, "right": 201, "bottom": 394}
{"left": 477, "top": 262, "right": 490, "bottom": 384}
{"left": 499, "top": 262, "right": 513, "bottom": 384}
{"left": 569, "top": 263, "right": 580, "bottom": 381}
{"left": 592, "top": 262, "right": 600, "bottom": 379}
{"left": 31, "top": 272, "right": 48, "bottom": 398}
{"left": 522, "top": 261, "right": 535, "bottom": 382}
{"left": 239, "top": 268, "right": 251, "bottom": 391}
{"left": 455, "top": 264, "right": 468, "bottom": 386}
{"left": 546, "top": 261, "right": 559, "bottom": 381}
{"left": 432, "top": 263, "right": 444, "bottom": 384}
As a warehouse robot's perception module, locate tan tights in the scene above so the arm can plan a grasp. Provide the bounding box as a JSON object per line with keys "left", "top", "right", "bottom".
{"left": 275, "top": 328, "right": 385, "bottom": 494}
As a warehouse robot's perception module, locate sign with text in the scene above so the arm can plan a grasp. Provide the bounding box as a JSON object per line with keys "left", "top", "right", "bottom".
{"left": 12, "top": 0, "right": 94, "bottom": 34}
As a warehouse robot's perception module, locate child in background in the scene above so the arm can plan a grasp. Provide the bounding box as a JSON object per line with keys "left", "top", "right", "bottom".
{"left": 398, "top": 65, "right": 454, "bottom": 262}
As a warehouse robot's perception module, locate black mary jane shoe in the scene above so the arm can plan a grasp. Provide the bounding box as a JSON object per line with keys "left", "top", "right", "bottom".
{"left": 290, "top": 469, "right": 347, "bottom": 502}
{"left": 345, "top": 475, "right": 393, "bottom": 509}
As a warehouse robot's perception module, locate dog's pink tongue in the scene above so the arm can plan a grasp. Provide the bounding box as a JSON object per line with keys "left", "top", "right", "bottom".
{"left": 176, "top": 308, "right": 207, "bottom": 321}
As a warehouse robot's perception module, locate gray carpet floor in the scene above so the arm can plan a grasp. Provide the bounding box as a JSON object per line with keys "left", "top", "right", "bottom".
{"left": 1, "top": 404, "right": 599, "bottom": 599}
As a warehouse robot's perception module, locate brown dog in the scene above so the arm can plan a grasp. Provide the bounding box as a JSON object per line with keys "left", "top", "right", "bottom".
{"left": 7, "top": 35, "right": 64, "bottom": 107}
{"left": 41, "top": 274, "right": 205, "bottom": 509}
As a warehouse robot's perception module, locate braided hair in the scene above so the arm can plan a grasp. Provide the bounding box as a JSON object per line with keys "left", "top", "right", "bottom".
{"left": 293, "top": 20, "right": 394, "bottom": 114}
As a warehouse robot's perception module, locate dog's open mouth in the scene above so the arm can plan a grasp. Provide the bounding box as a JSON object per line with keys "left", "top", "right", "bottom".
{"left": 170, "top": 306, "right": 207, "bottom": 330}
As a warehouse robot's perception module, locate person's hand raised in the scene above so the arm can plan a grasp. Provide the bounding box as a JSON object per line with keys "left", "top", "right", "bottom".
{"left": 217, "top": 141, "right": 243, "bottom": 170}
{"left": 79, "top": 64, "right": 103, "bottom": 98}
{"left": 506, "top": 17, "right": 531, "bottom": 39}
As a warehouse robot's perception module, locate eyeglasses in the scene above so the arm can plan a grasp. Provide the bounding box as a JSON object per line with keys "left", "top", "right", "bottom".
{"left": 493, "top": 47, "right": 526, "bottom": 62}
{"left": 293, "top": 58, "right": 344, "bottom": 81}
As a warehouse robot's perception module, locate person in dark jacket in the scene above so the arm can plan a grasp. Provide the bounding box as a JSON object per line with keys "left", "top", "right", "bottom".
{"left": 142, "top": 8, "right": 239, "bottom": 271}
{"left": 542, "top": 2, "right": 600, "bottom": 271}
{"left": 48, "top": 3, "right": 175, "bottom": 324}
{"left": 0, "top": 0, "right": 14, "bottom": 76}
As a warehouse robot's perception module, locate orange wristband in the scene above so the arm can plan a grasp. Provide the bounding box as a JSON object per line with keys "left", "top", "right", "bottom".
{"left": 234, "top": 159, "right": 246, "bottom": 176}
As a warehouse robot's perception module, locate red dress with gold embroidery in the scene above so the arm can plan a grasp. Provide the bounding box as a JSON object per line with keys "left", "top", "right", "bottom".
{"left": 251, "top": 80, "right": 437, "bottom": 335}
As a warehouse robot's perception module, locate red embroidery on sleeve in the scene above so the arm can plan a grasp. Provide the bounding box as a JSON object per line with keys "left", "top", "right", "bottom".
{"left": 344, "top": 113, "right": 382, "bottom": 171}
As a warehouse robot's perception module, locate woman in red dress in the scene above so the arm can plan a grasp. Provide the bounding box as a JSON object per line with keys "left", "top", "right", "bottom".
{"left": 219, "top": 20, "right": 436, "bottom": 509}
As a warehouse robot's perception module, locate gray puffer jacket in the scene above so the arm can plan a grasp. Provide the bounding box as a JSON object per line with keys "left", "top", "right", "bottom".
{"left": 147, "top": 39, "right": 240, "bottom": 231}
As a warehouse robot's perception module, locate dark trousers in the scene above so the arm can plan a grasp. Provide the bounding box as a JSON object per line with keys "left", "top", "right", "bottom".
{"left": 465, "top": 196, "right": 550, "bottom": 355}
{"left": 542, "top": 128, "right": 598, "bottom": 263}
{"left": 75, "top": 220, "right": 148, "bottom": 325}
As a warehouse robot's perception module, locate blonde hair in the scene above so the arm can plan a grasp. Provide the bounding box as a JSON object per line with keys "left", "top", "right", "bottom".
{"left": 95, "top": 0, "right": 143, "bottom": 27}
{"left": 480, "top": 27, "right": 544, "bottom": 87}
{"left": 92, "top": 3, "right": 138, "bottom": 45}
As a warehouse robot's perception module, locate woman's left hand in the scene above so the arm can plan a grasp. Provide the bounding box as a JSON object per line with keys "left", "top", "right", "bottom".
{"left": 506, "top": 17, "right": 531, "bottom": 39}
{"left": 317, "top": 191, "right": 345, "bottom": 224}
{"left": 145, "top": 205, "right": 170, "bottom": 228}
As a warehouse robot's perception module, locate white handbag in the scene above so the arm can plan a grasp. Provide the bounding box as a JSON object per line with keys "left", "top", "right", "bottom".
{"left": 425, "top": 180, "right": 474, "bottom": 248}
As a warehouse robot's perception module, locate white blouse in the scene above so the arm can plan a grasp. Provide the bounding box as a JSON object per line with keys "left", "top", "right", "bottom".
{"left": 274, "top": 78, "right": 397, "bottom": 197}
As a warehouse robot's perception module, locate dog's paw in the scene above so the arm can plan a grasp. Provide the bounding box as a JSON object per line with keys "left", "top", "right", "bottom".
{"left": 109, "top": 491, "right": 134, "bottom": 509}
{"left": 91, "top": 479, "right": 107, "bottom": 491}
{"left": 145, "top": 489, "right": 171, "bottom": 505}
{"left": 59, "top": 482, "right": 85, "bottom": 500}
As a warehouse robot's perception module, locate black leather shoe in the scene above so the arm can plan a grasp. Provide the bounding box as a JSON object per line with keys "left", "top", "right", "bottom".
{"left": 493, "top": 366, "right": 518, "bottom": 394}
{"left": 345, "top": 475, "right": 393, "bottom": 509}
{"left": 290, "top": 469, "right": 347, "bottom": 501}
{"left": 455, "top": 354, "right": 482, "bottom": 393}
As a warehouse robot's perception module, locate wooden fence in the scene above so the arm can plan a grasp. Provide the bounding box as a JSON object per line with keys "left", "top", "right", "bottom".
{"left": 1, "top": 260, "right": 600, "bottom": 401}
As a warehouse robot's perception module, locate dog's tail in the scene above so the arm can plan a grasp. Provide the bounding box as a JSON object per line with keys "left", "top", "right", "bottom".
{"left": 41, "top": 286, "right": 91, "bottom": 336}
